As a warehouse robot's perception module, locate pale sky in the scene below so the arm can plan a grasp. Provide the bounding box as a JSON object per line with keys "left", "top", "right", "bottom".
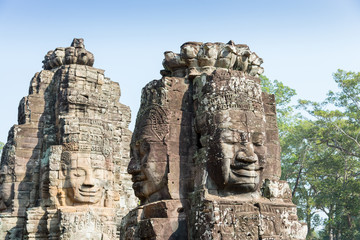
{"left": 0, "top": 0, "right": 359, "bottom": 143}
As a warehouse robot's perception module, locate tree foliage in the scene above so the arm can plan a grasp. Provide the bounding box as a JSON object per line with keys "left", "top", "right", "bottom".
{"left": 0, "top": 141, "right": 3, "bottom": 156}
{"left": 261, "top": 75, "right": 321, "bottom": 235}
{"left": 298, "top": 70, "right": 360, "bottom": 239}
{"left": 260, "top": 75, "right": 298, "bottom": 138}
{"left": 261, "top": 71, "right": 360, "bottom": 239}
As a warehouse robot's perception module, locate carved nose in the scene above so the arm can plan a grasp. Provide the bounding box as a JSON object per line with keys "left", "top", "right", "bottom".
{"left": 127, "top": 158, "right": 141, "bottom": 174}
{"left": 235, "top": 143, "right": 258, "bottom": 163}
{"left": 83, "top": 172, "right": 95, "bottom": 187}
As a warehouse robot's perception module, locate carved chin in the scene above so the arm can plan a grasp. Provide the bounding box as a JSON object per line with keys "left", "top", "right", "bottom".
{"left": 132, "top": 180, "right": 165, "bottom": 203}
{"left": 132, "top": 182, "right": 146, "bottom": 199}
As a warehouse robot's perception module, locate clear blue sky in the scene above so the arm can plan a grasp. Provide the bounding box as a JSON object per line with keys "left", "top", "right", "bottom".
{"left": 0, "top": 0, "right": 359, "bottom": 142}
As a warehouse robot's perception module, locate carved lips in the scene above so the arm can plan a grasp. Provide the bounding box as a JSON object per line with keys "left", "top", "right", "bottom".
{"left": 131, "top": 173, "right": 146, "bottom": 185}
{"left": 78, "top": 187, "right": 101, "bottom": 198}
{"left": 231, "top": 164, "right": 261, "bottom": 178}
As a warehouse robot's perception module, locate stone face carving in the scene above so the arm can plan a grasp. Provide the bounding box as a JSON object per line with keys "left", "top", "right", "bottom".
{"left": 193, "top": 70, "right": 267, "bottom": 195}
{"left": 128, "top": 105, "right": 170, "bottom": 204}
{"left": 122, "top": 75, "right": 194, "bottom": 239}
{"left": 123, "top": 41, "right": 307, "bottom": 239}
{"left": 0, "top": 39, "right": 137, "bottom": 239}
{"left": 61, "top": 151, "right": 112, "bottom": 206}
{"left": 190, "top": 67, "right": 307, "bottom": 239}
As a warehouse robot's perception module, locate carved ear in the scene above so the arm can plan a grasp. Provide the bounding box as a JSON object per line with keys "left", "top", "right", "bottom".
{"left": 60, "top": 163, "right": 68, "bottom": 178}
{"left": 60, "top": 163, "right": 69, "bottom": 179}
{"left": 60, "top": 151, "right": 72, "bottom": 178}
{"left": 0, "top": 200, "right": 7, "bottom": 211}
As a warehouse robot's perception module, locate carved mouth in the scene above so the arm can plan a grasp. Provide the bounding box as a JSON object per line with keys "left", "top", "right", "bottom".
{"left": 230, "top": 163, "right": 262, "bottom": 178}
{"left": 79, "top": 188, "right": 100, "bottom": 197}
{"left": 231, "top": 163, "right": 262, "bottom": 171}
{"left": 131, "top": 173, "right": 146, "bottom": 183}
{"left": 232, "top": 169, "right": 257, "bottom": 178}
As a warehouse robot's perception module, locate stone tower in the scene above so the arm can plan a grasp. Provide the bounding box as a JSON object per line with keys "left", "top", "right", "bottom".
{"left": 0, "top": 39, "right": 137, "bottom": 239}
{"left": 123, "top": 41, "right": 307, "bottom": 239}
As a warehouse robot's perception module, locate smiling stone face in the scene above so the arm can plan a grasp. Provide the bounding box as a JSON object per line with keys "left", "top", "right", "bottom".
{"left": 207, "top": 110, "right": 266, "bottom": 193}
{"left": 62, "top": 152, "right": 111, "bottom": 206}
{"left": 193, "top": 69, "right": 267, "bottom": 195}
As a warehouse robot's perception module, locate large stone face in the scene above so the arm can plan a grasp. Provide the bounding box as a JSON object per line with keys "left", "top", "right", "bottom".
{"left": 0, "top": 39, "right": 137, "bottom": 239}
{"left": 123, "top": 41, "right": 307, "bottom": 239}
{"left": 122, "top": 75, "right": 195, "bottom": 239}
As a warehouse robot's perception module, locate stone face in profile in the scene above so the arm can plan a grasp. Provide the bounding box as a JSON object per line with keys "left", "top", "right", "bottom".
{"left": 0, "top": 39, "right": 136, "bottom": 239}
{"left": 128, "top": 106, "right": 170, "bottom": 204}
{"left": 122, "top": 74, "right": 194, "bottom": 239}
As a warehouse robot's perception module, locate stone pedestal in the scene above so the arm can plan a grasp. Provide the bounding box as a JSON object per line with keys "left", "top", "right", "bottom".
{"left": 189, "top": 190, "right": 307, "bottom": 240}
{"left": 121, "top": 200, "right": 187, "bottom": 239}
{"left": 58, "top": 207, "right": 118, "bottom": 239}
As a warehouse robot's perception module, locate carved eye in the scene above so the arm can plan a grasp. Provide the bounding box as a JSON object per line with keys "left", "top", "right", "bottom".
{"left": 93, "top": 169, "right": 105, "bottom": 179}
{"left": 139, "top": 141, "right": 150, "bottom": 156}
{"left": 252, "top": 132, "right": 265, "bottom": 146}
{"left": 220, "top": 130, "right": 235, "bottom": 143}
{"left": 72, "top": 169, "right": 85, "bottom": 177}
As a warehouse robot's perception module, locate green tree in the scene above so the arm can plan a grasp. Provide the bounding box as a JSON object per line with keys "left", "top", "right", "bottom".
{"left": 0, "top": 141, "right": 4, "bottom": 156}
{"left": 299, "top": 70, "right": 360, "bottom": 239}
{"left": 260, "top": 75, "right": 298, "bottom": 138}
{"left": 262, "top": 71, "right": 360, "bottom": 239}
{"left": 261, "top": 75, "right": 320, "bottom": 237}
